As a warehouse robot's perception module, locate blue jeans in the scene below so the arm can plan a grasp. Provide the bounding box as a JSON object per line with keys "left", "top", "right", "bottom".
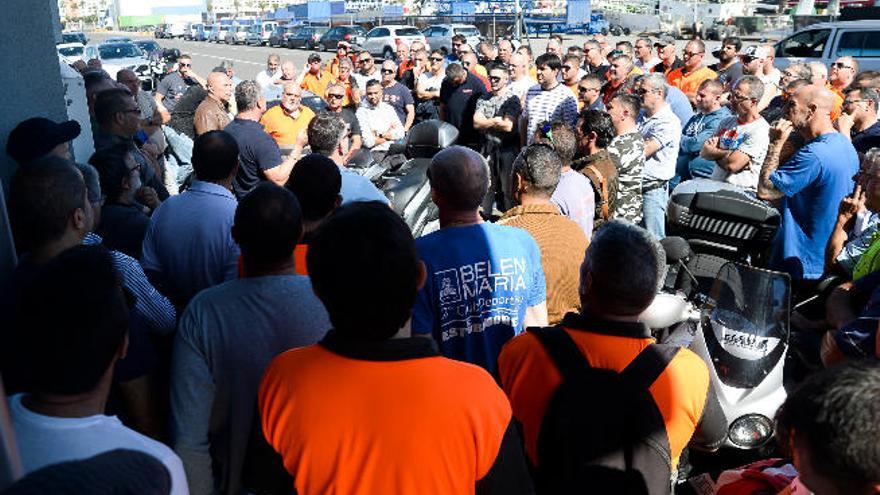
{"left": 642, "top": 183, "right": 668, "bottom": 240}
{"left": 163, "top": 126, "right": 194, "bottom": 189}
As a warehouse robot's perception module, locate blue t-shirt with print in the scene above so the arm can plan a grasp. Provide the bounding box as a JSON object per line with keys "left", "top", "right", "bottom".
{"left": 770, "top": 132, "right": 858, "bottom": 280}
{"left": 413, "top": 223, "right": 547, "bottom": 374}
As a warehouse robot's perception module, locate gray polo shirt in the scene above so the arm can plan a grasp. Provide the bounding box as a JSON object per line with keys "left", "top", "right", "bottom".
{"left": 638, "top": 104, "right": 681, "bottom": 181}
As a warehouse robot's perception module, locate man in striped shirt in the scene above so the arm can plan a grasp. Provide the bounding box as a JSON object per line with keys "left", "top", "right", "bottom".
{"left": 520, "top": 53, "right": 579, "bottom": 146}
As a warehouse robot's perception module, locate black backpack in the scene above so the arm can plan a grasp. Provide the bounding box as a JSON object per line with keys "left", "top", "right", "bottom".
{"left": 529, "top": 326, "right": 679, "bottom": 495}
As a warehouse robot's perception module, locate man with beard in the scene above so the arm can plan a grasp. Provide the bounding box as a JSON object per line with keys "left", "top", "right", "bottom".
{"left": 261, "top": 82, "right": 314, "bottom": 155}
{"left": 666, "top": 39, "right": 717, "bottom": 107}
{"left": 708, "top": 37, "right": 744, "bottom": 90}
{"left": 677, "top": 79, "right": 732, "bottom": 182}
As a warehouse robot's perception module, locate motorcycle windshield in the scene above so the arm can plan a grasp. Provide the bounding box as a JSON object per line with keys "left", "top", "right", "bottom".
{"left": 701, "top": 262, "right": 791, "bottom": 389}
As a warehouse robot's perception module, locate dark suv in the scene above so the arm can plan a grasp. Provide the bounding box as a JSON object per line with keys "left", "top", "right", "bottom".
{"left": 317, "top": 25, "right": 367, "bottom": 51}
{"left": 287, "top": 26, "right": 328, "bottom": 50}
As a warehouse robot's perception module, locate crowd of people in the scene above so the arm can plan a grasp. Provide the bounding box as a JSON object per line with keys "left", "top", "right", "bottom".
{"left": 2, "top": 29, "right": 880, "bottom": 495}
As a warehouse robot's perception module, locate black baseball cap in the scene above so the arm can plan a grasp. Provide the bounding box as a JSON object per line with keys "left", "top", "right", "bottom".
{"left": 7, "top": 117, "right": 81, "bottom": 164}
{"left": 308, "top": 52, "right": 322, "bottom": 63}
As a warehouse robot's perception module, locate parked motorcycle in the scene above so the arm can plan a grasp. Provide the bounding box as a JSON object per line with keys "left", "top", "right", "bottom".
{"left": 353, "top": 119, "right": 459, "bottom": 237}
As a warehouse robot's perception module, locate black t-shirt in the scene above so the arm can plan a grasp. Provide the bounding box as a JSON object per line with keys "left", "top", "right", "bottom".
{"left": 853, "top": 120, "right": 880, "bottom": 155}
{"left": 708, "top": 61, "right": 744, "bottom": 88}
{"left": 169, "top": 85, "right": 208, "bottom": 139}
{"left": 440, "top": 73, "right": 488, "bottom": 146}
{"left": 320, "top": 108, "right": 362, "bottom": 148}
{"left": 157, "top": 71, "right": 199, "bottom": 112}
{"left": 224, "top": 118, "right": 284, "bottom": 199}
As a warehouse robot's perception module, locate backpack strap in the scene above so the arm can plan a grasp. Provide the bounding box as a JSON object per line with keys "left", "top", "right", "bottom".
{"left": 620, "top": 344, "right": 680, "bottom": 391}
{"left": 528, "top": 326, "right": 591, "bottom": 381}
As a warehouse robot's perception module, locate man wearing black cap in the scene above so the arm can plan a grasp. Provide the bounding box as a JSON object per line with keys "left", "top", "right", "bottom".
{"left": 299, "top": 52, "right": 331, "bottom": 98}
{"left": 6, "top": 117, "right": 102, "bottom": 210}
{"left": 652, "top": 35, "right": 683, "bottom": 76}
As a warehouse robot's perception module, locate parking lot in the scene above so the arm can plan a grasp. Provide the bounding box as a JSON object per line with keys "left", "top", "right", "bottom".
{"left": 88, "top": 30, "right": 745, "bottom": 82}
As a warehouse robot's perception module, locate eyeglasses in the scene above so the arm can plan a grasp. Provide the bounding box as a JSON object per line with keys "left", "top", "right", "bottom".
{"left": 381, "top": 69, "right": 395, "bottom": 74}
{"left": 430, "top": 57, "right": 444, "bottom": 62}
{"left": 683, "top": 51, "right": 704, "bottom": 57}
{"left": 327, "top": 93, "right": 345, "bottom": 100}
{"left": 833, "top": 62, "right": 854, "bottom": 70}
{"left": 179, "top": 63, "right": 192, "bottom": 67}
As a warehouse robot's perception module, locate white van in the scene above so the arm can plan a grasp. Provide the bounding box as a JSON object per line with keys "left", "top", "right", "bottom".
{"left": 775, "top": 20, "right": 880, "bottom": 72}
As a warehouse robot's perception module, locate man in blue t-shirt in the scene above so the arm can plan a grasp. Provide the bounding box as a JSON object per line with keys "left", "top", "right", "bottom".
{"left": 757, "top": 85, "right": 859, "bottom": 282}
{"left": 412, "top": 146, "right": 548, "bottom": 374}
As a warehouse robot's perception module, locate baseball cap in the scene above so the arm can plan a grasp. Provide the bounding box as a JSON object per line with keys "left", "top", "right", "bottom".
{"left": 654, "top": 35, "right": 676, "bottom": 47}
{"left": 7, "top": 117, "right": 81, "bottom": 164}
{"left": 739, "top": 45, "right": 770, "bottom": 59}
{"left": 308, "top": 52, "right": 322, "bottom": 63}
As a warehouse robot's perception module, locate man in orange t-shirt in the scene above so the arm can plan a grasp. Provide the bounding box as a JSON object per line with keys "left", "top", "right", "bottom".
{"left": 667, "top": 39, "right": 717, "bottom": 107}
{"left": 260, "top": 82, "right": 315, "bottom": 148}
{"left": 258, "top": 202, "right": 533, "bottom": 495}
{"left": 498, "top": 220, "right": 726, "bottom": 477}
{"left": 300, "top": 52, "right": 331, "bottom": 98}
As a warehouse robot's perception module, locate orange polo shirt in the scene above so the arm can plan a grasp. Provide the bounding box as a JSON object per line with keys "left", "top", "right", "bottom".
{"left": 498, "top": 312, "right": 711, "bottom": 470}
{"left": 259, "top": 331, "right": 527, "bottom": 494}
{"left": 301, "top": 71, "right": 331, "bottom": 98}
{"left": 260, "top": 105, "right": 315, "bottom": 146}
{"left": 826, "top": 83, "right": 844, "bottom": 120}
{"left": 667, "top": 66, "right": 717, "bottom": 98}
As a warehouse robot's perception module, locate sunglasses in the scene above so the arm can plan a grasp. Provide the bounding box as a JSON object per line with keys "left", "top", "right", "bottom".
{"left": 358, "top": 59, "right": 372, "bottom": 64}
{"left": 327, "top": 93, "right": 345, "bottom": 100}
{"left": 179, "top": 63, "right": 192, "bottom": 67}
{"left": 430, "top": 58, "right": 444, "bottom": 63}
{"left": 381, "top": 69, "right": 395, "bottom": 74}
{"left": 578, "top": 86, "right": 599, "bottom": 93}
{"left": 833, "top": 62, "right": 853, "bottom": 70}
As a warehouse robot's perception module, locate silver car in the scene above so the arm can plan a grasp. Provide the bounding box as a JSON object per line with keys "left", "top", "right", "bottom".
{"left": 362, "top": 25, "right": 426, "bottom": 60}
{"left": 84, "top": 42, "right": 150, "bottom": 85}
{"left": 422, "top": 24, "right": 482, "bottom": 54}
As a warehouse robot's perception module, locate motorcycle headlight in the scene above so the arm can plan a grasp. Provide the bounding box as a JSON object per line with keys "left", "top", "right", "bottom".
{"left": 728, "top": 414, "right": 774, "bottom": 449}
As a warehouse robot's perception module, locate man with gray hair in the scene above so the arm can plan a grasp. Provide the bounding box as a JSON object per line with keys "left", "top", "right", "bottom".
{"left": 306, "top": 112, "right": 387, "bottom": 205}
{"left": 412, "top": 145, "right": 548, "bottom": 374}
{"left": 633, "top": 37, "right": 661, "bottom": 73}
{"left": 637, "top": 73, "right": 681, "bottom": 238}
{"left": 255, "top": 53, "right": 283, "bottom": 101}
{"left": 498, "top": 144, "right": 589, "bottom": 324}
{"left": 582, "top": 40, "right": 609, "bottom": 79}
{"left": 224, "top": 80, "right": 299, "bottom": 198}
{"left": 837, "top": 87, "right": 880, "bottom": 154}
{"left": 498, "top": 219, "right": 725, "bottom": 487}
{"left": 701, "top": 75, "right": 770, "bottom": 192}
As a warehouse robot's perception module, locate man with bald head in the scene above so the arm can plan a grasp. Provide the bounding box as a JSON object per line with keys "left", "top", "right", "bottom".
{"left": 194, "top": 71, "right": 233, "bottom": 136}
{"left": 412, "top": 145, "right": 548, "bottom": 374}
{"left": 758, "top": 85, "right": 859, "bottom": 283}
{"left": 498, "top": 39, "right": 514, "bottom": 65}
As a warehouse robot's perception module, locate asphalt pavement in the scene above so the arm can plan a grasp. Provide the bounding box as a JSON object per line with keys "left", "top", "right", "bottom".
{"left": 88, "top": 30, "right": 747, "bottom": 83}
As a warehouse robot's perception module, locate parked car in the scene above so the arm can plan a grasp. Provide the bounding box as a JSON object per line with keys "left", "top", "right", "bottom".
{"left": 362, "top": 25, "right": 426, "bottom": 60}
{"left": 209, "top": 23, "right": 228, "bottom": 42}
{"left": 61, "top": 31, "right": 88, "bottom": 45}
{"left": 84, "top": 42, "right": 150, "bottom": 85}
{"left": 253, "top": 20, "right": 278, "bottom": 45}
{"left": 287, "top": 26, "right": 329, "bottom": 50}
{"left": 167, "top": 22, "right": 188, "bottom": 38}
{"left": 57, "top": 42, "right": 85, "bottom": 63}
{"left": 133, "top": 39, "right": 162, "bottom": 57}
{"left": 184, "top": 23, "right": 203, "bottom": 40}
{"left": 104, "top": 36, "right": 132, "bottom": 44}
{"left": 225, "top": 25, "right": 249, "bottom": 45}
{"left": 422, "top": 24, "right": 481, "bottom": 54}
{"left": 317, "top": 25, "right": 367, "bottom": 51}
{"left": 195, "top": 24, "right": 213, "bottom": 41}
{"left": 269, "top": 25, "right": 296, "bottom": 47}
{"left": 774, "top": 20, "right": 880, "bottom": 72}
